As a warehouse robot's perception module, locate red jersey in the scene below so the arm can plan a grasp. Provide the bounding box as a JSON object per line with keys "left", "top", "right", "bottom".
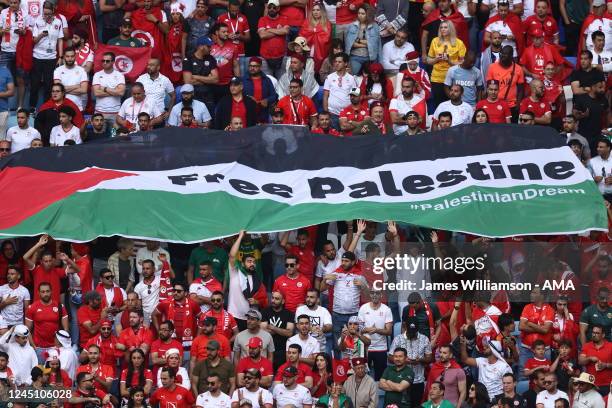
{"left": 199, "top": 308, "right": 237, "bottom": 340}
{"left": 280, "top": 4, "right": 305, "bottom": 27}
{"left": 520, "top": 303, "right": 555, "bottom": 347}
{"left": 85, "top": 334, "right": 122, "bottom": 368}
{"left": 191, "top": 333, "right": 231, "bottom": 360}
{"left": 217, "top": 13, "right": 250, "bottom": 55}
{"left": 475, "top": 99, "right": 511, "bottom": 124}
{"left": 210, "top": 41, "right": 238, "bottom": 85}
{"left": 150, "top": 385, "right": 195, "bottom": 408}
{"left": 580, "top": 341, "right": 612, "bottom": 386}
{"left": 117, "top": 326, "right": 155, "bottom": 354}
{"left": 155, "top": 299, "right": 200, "bottom": 349}
{"left": 274, "top": 362, "right": 313, "bottom": 384}
{"left": 237, "top": 356, "right": 274, "bottom": 377}
{"left": 339, "top": 103, "right": 369, "bottom": 135}
{"left": 120, "top": 367, "right": 153, "bottom": 388}
{"left": 150, "top": 339, "right": 184, "bottom": 378}
{"left": 71, "top": 388, "right": 111, "bottom": 408}
{"left": 31, "top": 265, "right": 66, "bottom": 304}
{"left": 277, "top": 95, "right": 317, "bottom": 126}
{"left": 25, "top": 300, "right": 67, "bottom": 347}
{"left": 285, "top": 244, "right": 316, "bottom": 283}
{"left": 258, "top": 15, "right": 290, "bottom": 59}
{"left": 77, "top": 363, "right": 115, "bottom": 390}
{"left": 272, "top": 274, "right": 312, "bottom": 313}
{"left": 75, "top": 255, "right": 93, "bottom": 293}
{"left": 523, "top": 15, "right": 558, "bottom": 46}
{"left": 77, "top": 305, "right": 104, "bottom": 348}
{"left": 525, "top": 357, "right": 550, "bottom": 372}
{"left": 519, "top": 44, "right": 565, "bottom": 79}
{"left": 231, "top": 98, "right": 247, "bottom": 126}
{"left": 311, "top": 127, "right": 342, "bottom": 136}
{"left": 335, "top": 0, "right": 363, "bottom": 25}
{"left": 519, "top": 97, "right": 552, "bottom": 119}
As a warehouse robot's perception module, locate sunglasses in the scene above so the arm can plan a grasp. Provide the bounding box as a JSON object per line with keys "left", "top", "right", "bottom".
{"left": 207, "top": 381, "right": 216, "bottom": 385}
{"left": 211, "top": 298, "right": 222, "bottom": 303}
{"left": 103, "top": 275, "right": 114, "bottom": 280}
{"left": 248, "top": 64, "right": 261, "bottom": 68}
{"left": 102, "top": 59, "right": 113, "bottom": 63}
{"left": 544, "top": 381, "right": 553, "bottom": 385}
{"left": 519, "top": 118, "right": 532, "bottom": 123}
{"left": 206, "top": 347, "right": 217, "bottom": 350}
{"left": 0, "top": 148, "right": 9, "bottom": 152}
{"left": 285, "top": 263, "right": 296, "bottom": 267}
{"left": 174, "top": 289, "right": 184, "bottom": 293}
{"left": 100, "top": 327, "right": 112, "bottom": 331}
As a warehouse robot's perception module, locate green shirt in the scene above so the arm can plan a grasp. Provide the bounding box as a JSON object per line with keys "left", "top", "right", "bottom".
{"left": 580, "top": 304, "right": 612, "bottom": 341}
{"left": 189, "top": 246, "right": 229, "bottom": 283}
{"left": 382, "top": 365, "right": 415, "bottom": 408}
{"left": 106, "top": 36, "right": 145, "bottom": 47}
{"left": 422, "top": 400, "right": 455, "bottom": 408}
{"left": 317, "top": 393, "right": 354, "bottom": 408}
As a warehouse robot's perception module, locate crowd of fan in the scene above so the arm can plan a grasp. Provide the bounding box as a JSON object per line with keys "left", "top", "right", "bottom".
{"left": 0, "top": 218, "right": 609, "bottom": 408}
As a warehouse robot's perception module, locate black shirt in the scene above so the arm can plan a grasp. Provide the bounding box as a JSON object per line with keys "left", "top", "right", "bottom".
{"left": 492, "top": 393, "right": 528, "bottom": 408}
{"left": 522, "top": 389, "right": 540, "bottom": 408}
{"left": 183, "top": 54, "right": 218, "bottom": 101}
{"left": 569, "top": 68, "right": 605, "bottom": 89}
{"left": 573, "top": 93, "right": 609, "bottom": 141}
{"left": 84, "top": 127, "right": 111, "bottom": 143}
{"left": 261, "top": 306, "right": 294, "bottom": 370}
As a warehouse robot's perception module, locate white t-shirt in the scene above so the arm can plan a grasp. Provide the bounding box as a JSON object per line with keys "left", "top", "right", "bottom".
{"left": 286, "top": 334, "right": 319, "bottom": 357}
{"left": 480, "top": 0, "right": 522, "bottom": 17}
{"left": 189, "top": 281, "right": 212, "bottom": 313}
{"left": 6, "top": 126, "right": 41, "bottom": 153}
{"left": 272, "top": 384, "right": 312, "bottom": 408}
{"left": 485, "top": 21, "right": 517, "bottom": 54}
{"left": 572, "top": 389, "right": 605, "bottom": 408}
{"left": 315, "top": 247, "right": 344, "bottom": 279}
{"left": 49, "top": 124, "right": 82, "bottom": 146}
{"left": 326, "top": 272, "right": 367, "bottom": 314}
{"left": 536, "top": 389, "right": 569, "bottom": 408}
{"left": 323, "top": 72, "right": 357, "bottom": 115}
{"left": 92, "top": 69, "right": 126, "bottom": 113}
{"left": 584, "top": 16, "right": 612, "bottom": 53}
{"left": 31, "top": 15, "right": 64, "bottom": 59}
{"left": 358, "top": 302, "right": 393, "bottom": 351}
{"left": 135, "top": 73, "right": 175, "bottom": 108}
{"left": 294, "top": 304, "right": 332, "bottom": 352}
{"left": 0, "top": 9, "right": 26, "bottom": 53}
{"left": 381, "top": 41, "right": 415, "bottom": 72}
{"left": 353, "top": 233, "right": 387, "bottom": 260}
{"left": 20, "top": 0, "right": 44, "bottom": 24}
{"left": 133, "top": 276, "right": 161, "bottom": 324}
{"left": 53, "top": 65, "right": 88, "bottom": 110}
{"left": 0, "top": 284, "right": 30, "bottom": 326}
{"left": 433, "top": 100, "right": 474, "bottom": 126}
{"left": 196, "top": 391, "right": 231, "bottom": 408}
{"left": 118, "top": 96, "right": 164, "bottom": 129}
{"left": 389, "top": 93, "right": 427, "bottom": 134}
{"left": 475, "top": 357, "right": 513, "bottom": 399}
{"left": 230, "top": 387, "right": 273, "bottom": 408}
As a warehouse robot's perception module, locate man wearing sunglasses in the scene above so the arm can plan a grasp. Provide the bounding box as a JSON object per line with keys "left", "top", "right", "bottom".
{"left": 196, "top": 374, "right": 232, "bottom": 408}
{"left": 272, "top": 255, "right": 311, "bottom": 313}
{"left": 536, "top": 373, "right": 569, "bottom": 408}
{"left": 81, "top": 320, "right": 121, "bottom": 369}
{"left": 231, "top": 368, "right": 273, "bottom": 408}
{"left": 92, "top": 51, "right": 126, "bottom": 126}
{"left": 133, "top": 259, "right": 161, "bottom": 326}
{"left": 579, "top": 323, "right": 611, "bottom": 396}
{"left": 0, "top": 141, "right": 10, "bottom": 158}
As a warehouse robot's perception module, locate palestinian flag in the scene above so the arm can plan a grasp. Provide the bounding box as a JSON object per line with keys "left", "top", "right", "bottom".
{"left": 0, "top": 125, "right": 606, "bottom": 242}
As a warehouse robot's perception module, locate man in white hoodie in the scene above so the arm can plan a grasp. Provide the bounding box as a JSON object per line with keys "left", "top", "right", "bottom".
{"left": 0, "top": 324, "right": 38, "bottom": 386}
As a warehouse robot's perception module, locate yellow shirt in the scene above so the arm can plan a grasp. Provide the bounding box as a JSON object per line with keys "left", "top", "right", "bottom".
{"left": 428, "top": 37, "right": 466, "bottom": 83}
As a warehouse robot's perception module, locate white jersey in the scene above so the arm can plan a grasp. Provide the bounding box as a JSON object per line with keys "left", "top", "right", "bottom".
{"left": 49, "top": 124, "right": 82, "bottom": 146}
{"left": 6, "top": 126, "right": 41, "bottom": 153}
{"left": 92, "top": 69, "right": 126, "bottom": 113}
{"left": 230, "top": 387, "right": 273, "bottom": 408}
{"left": 536, "top": 389, "right": 569, "bottom": 408}
{"left": 323, "top": 72, "right": 357, "bottom": 115}
{"left": 584, "top": 16, "right": 612, "bottom": 53}
{"left": 358, "top": 302, "right": 393, "bottom": 351}
{"left": 31, "top": 15, "right": 64, "bottom": 59}
{"left": 118, "top": 96, "right": 164, "bottom": 130}
{"left": 272, "top": 384, "right": 313, "bottom": 408}
{"left": 196, "top": 391, "right": 231, "bottom": 408}
{"left": 286, "top": 334, "right": 319, "bottom": 358}
{"left": 133, "top": 276, "right": 161, "bottom": 325}
{"left": 433, "top": 100, "right": 474, "bottom": 126}
{"left": 135, "top": 73, "right": 174, "bottom": 109}
{"left": 294, "top": 304, "right": 332, "bottom": 352}
{"left": 475, "top": 357, "right": 513, "bottom": 400}
{"left": 0, "top": 284, "right": 30, "bottom": 326}
{"left": 20, "top": 0, "right": 44, "bottom": 24}
{"left": 53, "top": 65, "right": 88, "bottom": 110}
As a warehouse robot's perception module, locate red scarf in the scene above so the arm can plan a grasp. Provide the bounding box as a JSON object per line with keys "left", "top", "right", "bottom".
{"left": 75, "top": 42, "right": 92, "bottom": 67}
{"left": 159, "top": 260, "right": 173, "bottom": 302}
{"left": 482, "top": 13, "right": 525, "bottom": 55}
{"left": 167, "top": 299, "right": 196, "bottom": 347}
{"left": 95, "top": 283, "right": 124, "bottom": 309}
{"left": 3, "top": 9, "right": 24, "bottom": 43}
{"left": 425, "top": 360, "right": 462, "bottom": 396}
{"left": 421, "top": 5, "right": 469, "bottom": 48}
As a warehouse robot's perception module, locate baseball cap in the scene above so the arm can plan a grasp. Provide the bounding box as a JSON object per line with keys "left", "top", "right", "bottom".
{"left": 351, "top": 357, "right": 367, "bottom": 366}
{"left": 121, "top": 18, "right": 132, "bottom": 27}
{"left": 267, "top": 0, "right": 280, "bottom": 6}
{"left": 249, "top": 56, "right": 263, "bottom": 65}
{"left": 197, "top": 36, "right": 214, "bottom": 47}
{"left": 181, "top": 84, "right": 194, "bottom": 93}
{"left": 283, "top": 366, "right": 298, "bottom": 377}
{"left": 248, "top": 336, "right": 263, "bottom": 348}
{"left": 406, "top": 319, "right": 418, "bottom": 332}
{"left": 349, "top": 87, "right": 361, "bottom": 97}
{"left": 229, "top": 76, "right": 242, "bottom": 85}
{"left": 529, "top": 26, "right": 544, "bottom": 37}
{"left": 14, "top": 324, "right": 29, "bottom": 337}
{"left": 497, "top": 0, "right": 509, "bottom": 5}
{"left": 245, "top": 309, "right": 262, "bottom": 320}
{"left": 341, "top": 251, "right": 356, "bottom": 260}
{"left": 592, "top": 0, "right": 605, "bottom": 6}
{"left": 164, "top": 348, "right": 181, "bottom": 358}
{"left": 207, "top": 340, "right": 220, "bottom": 350}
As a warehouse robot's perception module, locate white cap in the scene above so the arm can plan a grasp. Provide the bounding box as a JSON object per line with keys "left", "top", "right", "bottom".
{"left": 267, "top": 0, "right": 280, "bottom": 6}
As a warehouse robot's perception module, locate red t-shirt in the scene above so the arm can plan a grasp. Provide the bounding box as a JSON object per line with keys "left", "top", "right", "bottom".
{"left": 191, "top": 333, "right": 231, "bottom": 360}
{"left": 280, "top": 5, "right": 305, "bottom": 27}
{"left": 520, "top": 303, "right": 555, "bottom": 347}
{"left": 210, "top": 42, "right": 238, "bottom": 85}
{"left": 273, "top": 362, "right": 313, "bottom": 384}
{"left": 258, "top": 15, "right": 290, "bottom": 59}
{"left": 150, "top": 385, "right": 195, "bottom": 408}
{"left": 217, "top": 13, "right": 250, "bottom": 55}
{"left": 85, "top": 334, "right": 123, "bottom": 368}
{"left": 31, "top": 265, "right": 66, "bottom": 304}
{"left": 335, "top": 0, "right": 362, "bottom": 25}
{"left": 312, "top": 127, "right": 342, "bottom": 136}
{"left": 76, "top": 256, "right": 93, "bottom": 293}
{"left": 475, "top": 99, "right": 511, "bottom": 124}
{"left": 523, "top": 15, "right": 559, "bottom": 46}
{"left": 237, "top": 356, "right": 274, "bottom": 377}
{"left": 286, "top": 244, "right": 316, "bottom": 283}
{"left": 272, "top": 274, "right": 311, "bottom": 312}
{"left": 77, "top": 305, "right": 103, "bottom": 348}
{"left": 519, "top": 98, "right": 552, "bottom": 119}
{"left": 339, "top": 103, "right": 369, "bottom": 135}
{"left": 278, "top": 95, "right": 317, "bottom": 126}
{"left": 199, "top": 309, "right": 237, "bottom": 340}
{"left": 525, "top": 357, "right": 550, "bottom": 372}
{"left": 77, "top": 363, "right": 115, "bottom": 390}
{"left": 581, "top": 341, "right": 612, "bottom": 386}
{"left": 117, "top": 326, "right": 155, "bottom": 353}
{"left": 120, "top": 367, "right": 153, "bottom": 387}
{"left": 25, "top": 300, "right": 67, "bottom": 347}
{"left": 519, "top": 44, "right": 564, "bottom": 79}
{"left": 150, "top": 339, "right": 184, "bottom": 378}
{"left": 155, "top": 300, "right": 200, "bottom": 349}
{"left": 252, "top": 76, "right": 263, "bottom": 102}
{"left": 231, "top": 98, "right": 247, "bottom": 126}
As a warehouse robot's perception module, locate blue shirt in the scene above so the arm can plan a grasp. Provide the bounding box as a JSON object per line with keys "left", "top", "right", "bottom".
{"left": 444, "top": 65, "right": 483, "bottom": 107}
{"left": 168, "top": 100, "right": 212, "bottom": 126}
{"left": 0, "top": 67, "right": 13, "bottom": 112}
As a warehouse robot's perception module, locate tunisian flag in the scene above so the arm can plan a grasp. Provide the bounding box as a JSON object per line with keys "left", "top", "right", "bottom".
{"left": 130, "top": 6, "right": 167, "bottom": 61}
{"left": 332, "top": 359, "right": 350, "bottom": 383}
{"left": 93, "top": 44, "right": 151, "bottom": 82}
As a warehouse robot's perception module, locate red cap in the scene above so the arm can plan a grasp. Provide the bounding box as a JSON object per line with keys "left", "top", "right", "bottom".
{"left": 368, "top": 62, "right": 384, "bottom": 74}
{"left": 71, "top": 243, "right": 90, "bottom": 257}
{"left": 290, "top": 52, "right": 306, "bottom": 64}
{"left": 405, "top": 50, "right": 419, "bottom": 62}
{"left": 247, "top": 336, "right": 263, "bottom": 348}
{"left": 529, "top": 26, "right": 544, "bottom": 37}
{"left": 100, "top": 320, "right": 113, "bottom": 328}
{"left": 249, "top": 56, "right": 263, "bottom": 66}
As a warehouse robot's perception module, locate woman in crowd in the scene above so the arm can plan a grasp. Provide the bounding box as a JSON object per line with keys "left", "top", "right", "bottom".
{"left": 317, "top": 381, "right": 352, "bottom": 407}
{"left": 426, "top": 20, "right": 466, "bottom": 106}
{"left": 120, "top": 349, "right": 153, "bottom": 399}
{"left": 344, "top": 4, "right": 381, "bottom": 75}
{"left": 299, "top": 2, "right": 332, "bottom": 73}
{"left": 311, "top": 352, "right": 333, "bottom": 399}
{"left": 45, "top": 351, "right": 72, "bottom": 388}
{"left": 127, "top": 386, "right": 151, "bottom": 408}
{"left": 461, "top": 382, "right": 490, "bottom": 408}
{"left": 472, "top": 108, "right": 489, "bottom": 124}
{"left": 155, "top": 349, "right": 190, "bottom": 390}
{"left": 359, "top": 62, "right": 394, "bottom": 108}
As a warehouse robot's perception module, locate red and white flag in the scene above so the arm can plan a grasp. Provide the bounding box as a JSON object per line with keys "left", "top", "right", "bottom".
{"left": 93, "top": 44, "right": 152, "bottom": 83}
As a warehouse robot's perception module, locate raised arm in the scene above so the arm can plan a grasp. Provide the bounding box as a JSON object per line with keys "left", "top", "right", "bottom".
{"left": 228, "top": 230, "right": 245, "bottom": 266}
{"left": 347, "top": 220, "right": 366, "bottom": 252}
{"left": 23, "top": 235, "right": 49, "bottom": 269}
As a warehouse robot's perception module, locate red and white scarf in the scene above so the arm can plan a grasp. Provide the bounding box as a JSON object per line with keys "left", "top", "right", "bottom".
{"left": 75, "top": 42, "right": 92, "bottom": 67}
{"left": 3, "top": 9, "right": 24, "bottom": 44}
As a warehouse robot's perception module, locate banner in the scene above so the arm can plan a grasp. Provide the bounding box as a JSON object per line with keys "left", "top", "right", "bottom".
{"left": 0, "top": 125, "right": 606, "bottom": 242}
{"left": 93, "top": 44, "right": 152, "bottom": 83}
